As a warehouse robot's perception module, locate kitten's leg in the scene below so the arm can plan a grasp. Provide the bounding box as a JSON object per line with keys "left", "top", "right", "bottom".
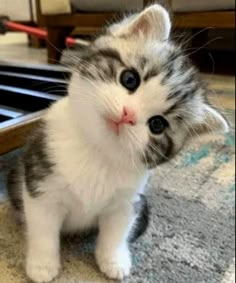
{"left": 96, "top": 203, "right": 135, "bottom": 280}
{"left": 24, "top": 191, "right": 65, "bottom": 283}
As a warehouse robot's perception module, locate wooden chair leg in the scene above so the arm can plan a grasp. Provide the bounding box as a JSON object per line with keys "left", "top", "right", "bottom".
{"left": 47, "top": 27, "right": 72, "bottom": 64}
{"left": 28, "top": 35, "right": 45, "bottom": 48}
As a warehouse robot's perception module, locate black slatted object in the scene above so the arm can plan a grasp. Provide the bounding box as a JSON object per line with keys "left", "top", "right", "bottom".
{"left": 0, "top": 63, "right": 71, "bottom": 80}
{"left": 0, "top": 62, "right": 71, "bottom": 124}
{"left": 0, "top": 61, "right": 71, "bottom": 154}
{"left": 0, "top": 71, "right": 67, "bottom": 94}
{"left": 0, "top": 85, "right": 59, "bottom": 112}
{"left": 0, "top": 114, "right": 10, "bottom": 123}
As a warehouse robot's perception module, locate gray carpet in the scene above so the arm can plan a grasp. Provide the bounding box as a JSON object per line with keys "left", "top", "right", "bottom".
{"left": 126, "top": 132, "right": 235, "bottom": 283}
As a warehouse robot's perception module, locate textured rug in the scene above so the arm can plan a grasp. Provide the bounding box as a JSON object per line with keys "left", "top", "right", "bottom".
{"left": 0, "top": 75, "right": 235, "bottom": 283}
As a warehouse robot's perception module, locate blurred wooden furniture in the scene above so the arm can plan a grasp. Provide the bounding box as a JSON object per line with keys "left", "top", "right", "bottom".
{"left": 36, "top": 0, "right": 235, "bottom": 64}
{"left": 36, "top": 0, "right": 117, "bottom": 63}
{"left": 173, "top": 11, "right": 235, "bottom": 28}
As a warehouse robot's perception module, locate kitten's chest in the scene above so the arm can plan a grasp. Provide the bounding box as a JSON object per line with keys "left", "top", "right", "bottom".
{"left": 69, "top": 165, "right": 140, "bottom": 207}
{"left": 52, "top": 136, "right": 147, "bottom": 215}
{"left": 62, "top": 165, "right": 145, "bottom": 232}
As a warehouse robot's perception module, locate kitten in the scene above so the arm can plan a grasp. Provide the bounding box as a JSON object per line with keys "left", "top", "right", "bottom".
{"left": 7, "top": 4, "right": 228, "bottom": 283}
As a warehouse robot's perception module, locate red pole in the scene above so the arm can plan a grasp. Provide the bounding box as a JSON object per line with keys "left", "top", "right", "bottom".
{"left": 6, "top": 21, "right": 47, "bottom": 39}
{"left": 5, "top": 21, "right": 76, "bottom": 47}
{"left": 65, "top": 37, "right": 76, "bottom": 47}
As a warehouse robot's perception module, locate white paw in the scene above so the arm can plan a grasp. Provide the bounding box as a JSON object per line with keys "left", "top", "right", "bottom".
{"left": 96, "top": 246, "right": 131, "bottom": 280}
{"left": 26, "top": 258, "right": 60, "bottom": 283}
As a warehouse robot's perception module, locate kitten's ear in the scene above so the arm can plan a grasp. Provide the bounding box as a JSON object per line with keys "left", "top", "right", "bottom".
{"left": 110, "top": 4, "right": 171, "bottom": 41}
{"left": 192, "top": 104, "right": 229, "bottom": 135}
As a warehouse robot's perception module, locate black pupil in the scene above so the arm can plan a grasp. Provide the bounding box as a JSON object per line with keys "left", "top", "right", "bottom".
{"left": 149, "top": 116, "right": 168, "bottom": 134}
{"left": 120, "top": 70, "right": 140, "bottom": 91}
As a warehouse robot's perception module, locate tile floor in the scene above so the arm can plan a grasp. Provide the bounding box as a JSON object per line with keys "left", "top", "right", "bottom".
{"left": 0, "top": 32, "right": 78, "bottom": 65}
{"left": 0, "top": 33, "right": 47, "bottom": 64}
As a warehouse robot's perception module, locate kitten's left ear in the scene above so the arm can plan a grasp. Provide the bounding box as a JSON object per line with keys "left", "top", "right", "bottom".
{"left": 110, "top": 4, "right": 171, "bottom": 41}
{"left": 193, "top": 104, "right": 229, "bottom": 135}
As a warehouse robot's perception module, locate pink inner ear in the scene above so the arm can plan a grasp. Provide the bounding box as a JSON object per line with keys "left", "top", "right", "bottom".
{"left": 133, "top": 18, "right": 149, "bottom": 35}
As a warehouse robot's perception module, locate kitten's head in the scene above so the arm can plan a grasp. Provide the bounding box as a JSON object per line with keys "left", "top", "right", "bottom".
{"left": 69, "top": 4, "right": 228, "bottom": 169}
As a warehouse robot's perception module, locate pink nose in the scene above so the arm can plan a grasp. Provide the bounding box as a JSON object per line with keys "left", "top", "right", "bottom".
{"left": 119, "top": 107, "right": 137, "bottom": 125}
{"left": 106, "top": 107, "right": 137, "bottom": 135}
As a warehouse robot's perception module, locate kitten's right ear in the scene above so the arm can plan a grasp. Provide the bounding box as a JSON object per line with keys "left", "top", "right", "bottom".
{"left": 109, "top": 4, "right": 171, "bottom": 41}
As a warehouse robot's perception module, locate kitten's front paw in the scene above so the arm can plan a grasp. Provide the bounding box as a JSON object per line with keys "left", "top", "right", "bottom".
{"left": 26, "top": 258, "right": 60, "bottom": 283}
{"left": 96, "top": 246, "right": 131, "bottom": 280}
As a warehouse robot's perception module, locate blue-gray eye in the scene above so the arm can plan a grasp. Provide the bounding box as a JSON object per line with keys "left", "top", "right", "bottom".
{"left": 120, "top": 69, "right": 140, "bottom": 91}
{"left": 148, "top": 116, "right": 169, "bottom": 135}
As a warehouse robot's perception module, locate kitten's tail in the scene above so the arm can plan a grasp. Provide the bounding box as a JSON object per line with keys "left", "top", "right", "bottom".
{"left": 129, "top": 195, "right": 150, "bottom": 243}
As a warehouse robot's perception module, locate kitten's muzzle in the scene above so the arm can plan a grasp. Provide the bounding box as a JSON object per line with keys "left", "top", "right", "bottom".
{"left": 106, "top": 107, "right": 137, "bottom": 135}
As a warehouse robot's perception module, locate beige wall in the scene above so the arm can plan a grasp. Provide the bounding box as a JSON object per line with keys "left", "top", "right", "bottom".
{"left": 0, "top": 0, "right": 35, "bottom": 21}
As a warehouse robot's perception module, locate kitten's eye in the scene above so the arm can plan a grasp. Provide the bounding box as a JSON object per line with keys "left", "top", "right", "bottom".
{"left": 148, "top": 116, "right": 169, "bottom": 135}
{"left": 120, "top": 69, "right": 140, "bottom": 91}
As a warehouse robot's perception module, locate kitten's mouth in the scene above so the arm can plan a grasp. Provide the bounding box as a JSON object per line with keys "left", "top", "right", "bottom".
{"left": 105, "top": 118, "right": 136, "bottom": 136}
{"left": 106, "top": 119, "right": 120, "bottom": 135}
